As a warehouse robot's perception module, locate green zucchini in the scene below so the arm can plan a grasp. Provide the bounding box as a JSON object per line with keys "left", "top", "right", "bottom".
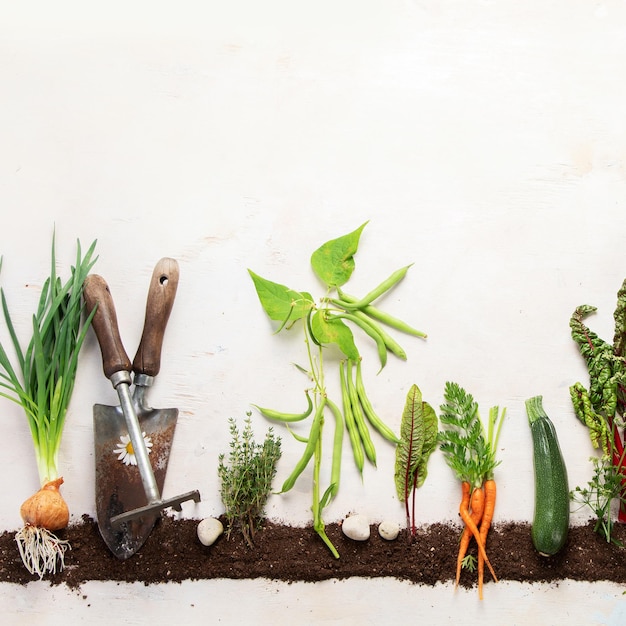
{"left": 525, "top": 395, "right": 570, "bottom": 557}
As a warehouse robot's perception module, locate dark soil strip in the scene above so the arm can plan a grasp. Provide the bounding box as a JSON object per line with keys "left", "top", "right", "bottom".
{"left": 1, "top": 515, "right": 626, "bottom": 590}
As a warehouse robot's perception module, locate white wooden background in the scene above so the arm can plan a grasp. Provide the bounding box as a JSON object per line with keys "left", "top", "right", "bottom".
{"left": 2, "top": 1, "right": 626, "bottom": 623}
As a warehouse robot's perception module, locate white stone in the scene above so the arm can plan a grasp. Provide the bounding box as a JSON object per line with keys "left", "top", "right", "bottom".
{"left": 378, "top": 520, "right": 400, "bottom": 541}
{"left": 341, "top": 514, "right": 370, "bottom": 541}
{"left": 197, "top": 517, "right": 224, "bottom": 546}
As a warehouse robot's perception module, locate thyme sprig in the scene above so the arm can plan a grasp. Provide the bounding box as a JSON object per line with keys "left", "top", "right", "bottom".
{"left": 218, "top": 414, "right": 282, "bottom": 549}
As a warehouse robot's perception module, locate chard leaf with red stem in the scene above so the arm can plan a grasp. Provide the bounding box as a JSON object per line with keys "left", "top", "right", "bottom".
{"left": 394, "top": 384, "right": 437, "bottom": 535}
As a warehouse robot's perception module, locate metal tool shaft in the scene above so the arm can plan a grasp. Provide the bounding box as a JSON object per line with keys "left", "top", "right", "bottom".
{"left": 111, "top": 370, "right": 161, "bottom": 504}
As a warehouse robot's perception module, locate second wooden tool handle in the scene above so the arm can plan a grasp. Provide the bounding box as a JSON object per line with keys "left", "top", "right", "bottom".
{"left": 83, "top": 274, "right": 132, "bottom": 380}
{"left": 132, "top": 257, "right": 180, "bottom": 378}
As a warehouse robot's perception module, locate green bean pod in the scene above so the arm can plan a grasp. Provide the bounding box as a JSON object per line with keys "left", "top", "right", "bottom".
{"left": 355, "top": 359, "right": 401, "bottom": 444}
{"left": 306, "top": 309, "right": 321, "bottom": 346}
{"left": 347, "top": 360, "right": 377, "bottom": 466}
{"left": 340, "top": 361, "right": 364, "bottom": 474}
{"left": 332, "top": 312, "right": 388, "bottom": 370}
{"left": 252, "top": 390, "right": 313, "bottom": 422}
{"left": 280, "top": 397, "right": 326, "bottom": 493}
{"left": 325, "top": 398, "right": 345, "bottom": 499}
{"left": 285, "top": 425, "right": 310, "bottom": 443}
{"left": 336, "top": 290, "right": 427, "bottom": 338}
{"left": 339, "top": 264, "right": 412, "bottom": 310}
{"left": 348, "top": 309, "right": 407, "bottom": 360}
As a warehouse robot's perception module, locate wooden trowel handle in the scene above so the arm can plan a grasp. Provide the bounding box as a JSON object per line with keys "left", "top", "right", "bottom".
{"left": 83, "top": 274, "right": 132, "bottom": 380}
{"left": 132, "top": 257, "right": 179, "bottom": 378}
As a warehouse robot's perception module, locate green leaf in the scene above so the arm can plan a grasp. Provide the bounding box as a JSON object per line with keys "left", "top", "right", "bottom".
{"left": 0, "top": 235, "right": 97, "bottom": 485}
{"left": 570, "top": 382, "right": 610, "bottom": 455}
{"left": 614, "top": 277, "right": 626, "bottom": 359}
{"left": 570, "top": 304, "right": 619, "bottom": 417}
{"left": 310, "top": 221, "right": 368, "bottom": 288}
{"left": 248, "top": 270, "right": 314, "bottom": 325}
{"left": 310, "top": 311, "right": 360, "bottom": 360}
{"left": 414, "top": 401, "right": 438, "bottom": 488}
{"left": 394, "top": 384, "right": 438, "bottom": 500}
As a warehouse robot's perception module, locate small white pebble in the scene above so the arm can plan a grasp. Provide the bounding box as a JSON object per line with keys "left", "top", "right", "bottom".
{"left": 197, "top": 517, "right": 224, "bottom": 546}
{"left": 342, "top": 514, "right": 370, "bottom": 541}
{"left": 378, "top": 520, "right": 400, "bottom": 541}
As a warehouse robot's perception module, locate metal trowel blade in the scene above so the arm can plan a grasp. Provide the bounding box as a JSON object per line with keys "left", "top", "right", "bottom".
{"left": 93, "top": 402, "right": 178, "bottom": 560}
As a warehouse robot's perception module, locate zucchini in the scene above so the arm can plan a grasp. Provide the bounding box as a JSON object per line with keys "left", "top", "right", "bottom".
{"left": 525, "top": 395, "right": 570, "bottom": 557}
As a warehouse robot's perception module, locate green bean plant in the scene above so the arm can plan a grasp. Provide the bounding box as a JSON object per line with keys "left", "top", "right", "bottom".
{"left": 248, "top": 221, "right": 426, "bottom": 557}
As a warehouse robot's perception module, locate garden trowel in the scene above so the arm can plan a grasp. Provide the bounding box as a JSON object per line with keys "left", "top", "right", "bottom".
{"left": 84, "top": 258, "right": 200, "bottom": 560}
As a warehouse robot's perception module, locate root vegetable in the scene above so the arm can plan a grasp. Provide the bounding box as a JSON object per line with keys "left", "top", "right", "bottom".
{"left": 20, "top": 478, "right": 69, "bottom": 530}
{"left": 439, "top": 382, "right": 505, "bottom": 599}
{"left": 0, "top": 236, "right": 97, "bottom": 577}
{"left": 456, "top": 482, "right": 484, "bottom": 587}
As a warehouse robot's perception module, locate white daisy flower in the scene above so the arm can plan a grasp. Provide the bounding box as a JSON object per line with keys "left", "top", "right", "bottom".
{"left": 113, "top": 432, "right": 153, "bottom": 466}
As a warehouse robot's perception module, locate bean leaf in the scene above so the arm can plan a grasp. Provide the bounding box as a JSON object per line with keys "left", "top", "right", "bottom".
{"left": 394, "top": 384, "right": 438, "bottom": 501}
{"left": 248, "top": 270, "right": 314, "bottom": 326}
{"left": 310, "top": 311, "right": 359, "bottom": 361}
{"left": 310, "top": 221, "right": 368, "bottom": 288}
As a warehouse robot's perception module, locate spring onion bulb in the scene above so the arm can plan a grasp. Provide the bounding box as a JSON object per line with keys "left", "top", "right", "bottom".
{"left": 0, "top": 234, "right": 97, "bottom": 577}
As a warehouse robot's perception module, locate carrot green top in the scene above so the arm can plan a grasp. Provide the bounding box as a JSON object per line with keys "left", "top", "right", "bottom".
{"left": 438, "top": 381, "right": 505, "bottom": 488}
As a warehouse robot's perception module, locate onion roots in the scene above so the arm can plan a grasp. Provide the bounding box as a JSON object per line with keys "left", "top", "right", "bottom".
{"left": 15, "top": 478, "right": 71, "bottom": 578}
{"left": 15, "top": 526, "right": 71, "bottom": 578}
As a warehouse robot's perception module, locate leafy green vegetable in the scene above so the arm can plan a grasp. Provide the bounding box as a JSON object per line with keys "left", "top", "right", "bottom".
{"left": 569, "top": 287, "right": 626, "bottom": 538}
{"left": 394, "top": 384, "right": 437, "bottom": 538}
{"left": 570, "top": 305, "right": 620, "bottom": 418}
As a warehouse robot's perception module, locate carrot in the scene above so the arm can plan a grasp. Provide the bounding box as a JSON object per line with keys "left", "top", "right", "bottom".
{"left": 477, "top": 479, "right": 496, "bottom": 599}
{"left": 439, "top": 385, "right": 505, "bottom": 597}
{"left": 455, "top": 481, "right": 471, "bottom": 582}
{"left": 455, "top": 483, "right": 484, "bottom": 587}
{"left": 458, "top": 494, "right": 498, "bottom": 584}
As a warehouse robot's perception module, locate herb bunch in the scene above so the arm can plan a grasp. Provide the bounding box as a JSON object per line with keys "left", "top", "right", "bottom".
{"left": 218, "top": 415, "right": 282, "bottom": 548}
{"left": 571, "top": 454, "right": 624, "bottom": 546}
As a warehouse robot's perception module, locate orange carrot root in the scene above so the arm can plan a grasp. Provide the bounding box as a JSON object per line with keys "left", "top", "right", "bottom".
{"left": 456, "top": 484, "right": 484, "bottom": 587}
{"left": 477, "top": 479, "right": 497, "bottom": 600}
{"left": 459, "top": 500, "right": 497, "bottom": 584}
{"left": 455, "top": 482, "right": 471, "bottom": 587}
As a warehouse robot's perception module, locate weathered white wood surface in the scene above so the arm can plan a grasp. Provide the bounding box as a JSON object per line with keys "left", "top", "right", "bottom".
{"left": 1, "top": 579, "right": 626, "bottom": 626}
{"left": 2, "top": 0, "right": 626, "bottom": 622}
